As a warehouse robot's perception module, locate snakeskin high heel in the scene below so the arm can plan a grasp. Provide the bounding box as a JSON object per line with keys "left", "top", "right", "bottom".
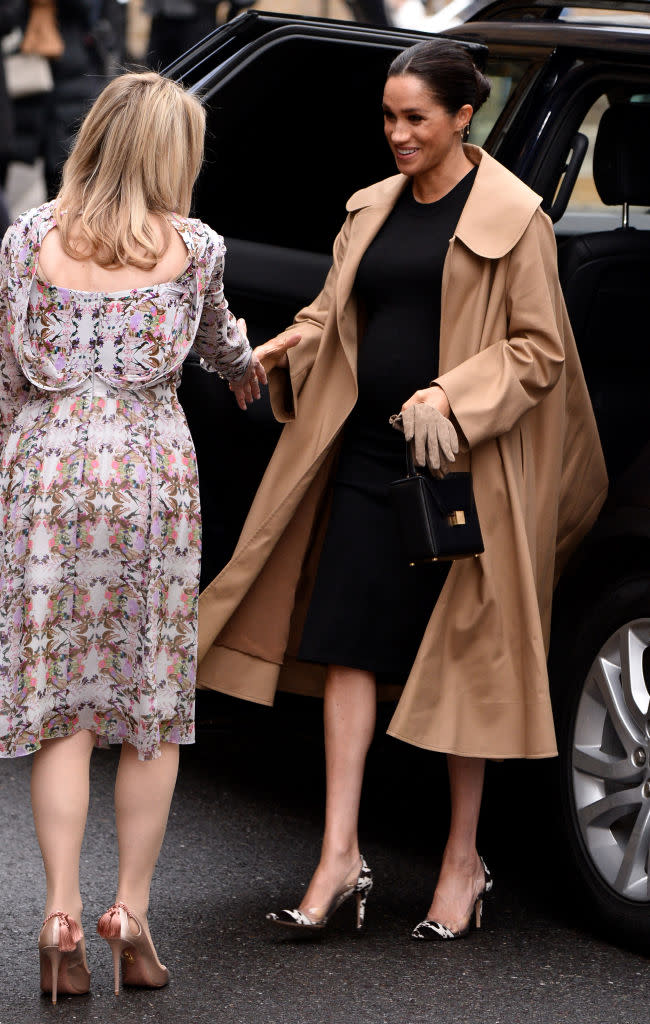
{"left": 97, "top": 902, "right": 169, "bottom": 994}
{"left": 411, "top": 856, "right": 493, "bottom": 941}
{"left": 266, "top": 855, "right": 373, "bottom": 932}
{"left": 38, "top": 911, "right": 91, "bottom": 1004}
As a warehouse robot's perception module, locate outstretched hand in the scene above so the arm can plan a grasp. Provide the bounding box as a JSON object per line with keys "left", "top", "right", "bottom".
{"left": 253, "top": 330, "right": 302, "bottom": 373}
{"left": 229, "top": 326, "right": 302, "bottom": 411}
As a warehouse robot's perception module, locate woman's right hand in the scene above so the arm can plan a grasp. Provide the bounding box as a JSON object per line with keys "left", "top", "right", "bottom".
{"left": 253, "top": 331, "right": 302, "bottom": 373}
{"left": 229, "top": 327, "right": 302, "bottom": 410}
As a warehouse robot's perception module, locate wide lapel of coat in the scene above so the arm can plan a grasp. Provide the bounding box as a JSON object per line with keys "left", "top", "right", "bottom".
{"left": 335, "top": 174, "right": 408, "bottom": 374}
{"left": 453, "top": 146, "right": 543, "bottom": 259}
{"left": 438, "top": 146, "right": 543, "bottom": 373}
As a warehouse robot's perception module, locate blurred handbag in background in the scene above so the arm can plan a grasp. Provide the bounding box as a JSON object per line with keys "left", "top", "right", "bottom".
{"left": 390, "top": 441, "right": 484, "bottom": 564}
{"left": 4, "top": 52, "right": 53, "bottom": 98}
{"left": 3, "top": 0, "right": 61, "bottom": 100}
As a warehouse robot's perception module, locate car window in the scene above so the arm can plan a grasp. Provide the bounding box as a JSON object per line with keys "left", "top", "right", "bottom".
{"left": 558, "top": 6, "right": 650, "bottom": 27}
{"left": 195, "top": 37, "right": 534, "bottom": 254}
{"left": 468, "top": 55, "right": 529, "bottom": 147}
{"left": 556, "top": 92, "right": 650, "bottom": 234}
{"left": 195, "top": 36, "right": 402, "bottom": 254}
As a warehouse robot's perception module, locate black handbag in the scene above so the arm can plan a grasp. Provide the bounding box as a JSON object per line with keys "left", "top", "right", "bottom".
{"left": 390, "top": 442, "right": 484, "bottom": 564}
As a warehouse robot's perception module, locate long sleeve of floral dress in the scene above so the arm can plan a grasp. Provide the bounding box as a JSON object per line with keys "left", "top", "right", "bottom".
{"left": 194, "top": 245, "right": 252, "bottom": 382}
{"left": 0, "top": 224, "right": 32, "bottom": 449}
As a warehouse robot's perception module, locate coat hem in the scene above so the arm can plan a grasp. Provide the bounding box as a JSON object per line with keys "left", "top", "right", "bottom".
{"left": 196, "top": 644, "right": 280, "bottom": 705}
{"left": 196, "top": 675, "right": 275, "bottom": 707}
{"left": 386, "top": 727, "right": 558, "bottom": 760}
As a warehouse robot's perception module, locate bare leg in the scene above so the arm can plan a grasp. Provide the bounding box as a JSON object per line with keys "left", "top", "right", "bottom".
{"left": 425, "top": 754, "right": 486, "bottom": 929}
{"left": 31, "top": 730, "right": 96, "bottom": 923}
{"left": 114, "top": 741, "right": 179, "bottom": 941}
{"left": 298, "top": 665, "right": 376, "bottom": 918}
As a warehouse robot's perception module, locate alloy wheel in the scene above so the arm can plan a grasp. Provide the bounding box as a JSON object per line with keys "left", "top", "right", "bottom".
{"left": 572, "top": 618, "right": 650, "bottom": 902}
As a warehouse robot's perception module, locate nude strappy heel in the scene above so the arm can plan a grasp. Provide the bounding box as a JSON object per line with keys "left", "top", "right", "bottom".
{"left": 38, "top": 911, "right": 91, "bottom": 1004}
{"left": 97, "top": 902, "right": 169, "bottom": 995}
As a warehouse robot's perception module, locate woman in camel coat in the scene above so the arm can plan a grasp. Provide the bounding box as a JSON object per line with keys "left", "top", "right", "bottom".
{"left": 198, "top": 40, "right": 608, "bottom": 939}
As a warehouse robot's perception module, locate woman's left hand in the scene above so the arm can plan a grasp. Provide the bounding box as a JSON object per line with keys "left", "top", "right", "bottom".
{"left": 391, "top": 385, "right": 458, "bottom": 475}
{"left": 401, "top": 385, "right": 451, "bottom": 419}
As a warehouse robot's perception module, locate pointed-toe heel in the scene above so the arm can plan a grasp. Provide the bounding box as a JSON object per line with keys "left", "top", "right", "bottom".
{"left": 266, "top": 855, "right": 374, "bottom": 932}
{"left": 97, "top": 902, "right": 169, "bottom": 994}
{"left": 38, "top": 912, "right": 90, "bottom": 1004}
{"left": 411, "top": 855, "right": 493, "bottom": 942}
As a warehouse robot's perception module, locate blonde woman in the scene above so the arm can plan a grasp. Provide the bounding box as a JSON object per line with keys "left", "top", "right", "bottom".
{"left": 0, "top": 72, "right": 295, "bottom": 1002}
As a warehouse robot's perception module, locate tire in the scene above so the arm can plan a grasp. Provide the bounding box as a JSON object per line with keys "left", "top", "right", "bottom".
{"left": 552, "top": 573, "right": 650, "bottom": 946}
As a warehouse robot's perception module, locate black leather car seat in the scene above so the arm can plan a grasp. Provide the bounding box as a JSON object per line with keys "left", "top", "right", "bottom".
{"left": 558, "top": 102, "right": 650, "bottom": 480}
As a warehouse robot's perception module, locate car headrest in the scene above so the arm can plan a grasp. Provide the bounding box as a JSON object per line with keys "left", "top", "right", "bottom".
{"left": 593, "top": 102, "right": 650, "bottom": 207}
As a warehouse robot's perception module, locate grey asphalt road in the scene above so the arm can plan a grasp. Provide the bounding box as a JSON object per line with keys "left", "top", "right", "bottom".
{"left": 0, "top": 692, "right": 648, "bottom": 1024}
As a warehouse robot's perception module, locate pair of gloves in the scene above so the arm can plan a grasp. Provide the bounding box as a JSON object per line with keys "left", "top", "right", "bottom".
{"left": 389, "top": 404, "right": 459, "bottom": 477}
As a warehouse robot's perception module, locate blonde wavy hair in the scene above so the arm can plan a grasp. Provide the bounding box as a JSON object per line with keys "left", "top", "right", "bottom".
{"left": 56, "top": 72, "right": 206, "bottom": 269}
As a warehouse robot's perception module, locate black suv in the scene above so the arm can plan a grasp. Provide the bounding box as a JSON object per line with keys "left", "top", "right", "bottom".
{"left": 172, "top": 1, "right": 650, "bottom": 944}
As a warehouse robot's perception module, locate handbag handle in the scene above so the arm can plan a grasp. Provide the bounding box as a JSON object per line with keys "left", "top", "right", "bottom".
{"left": 402, "top": 440, "right": 472, "bottom": 522}
{"left": 405, "top": 440, "right": 418, "bottom": 478}
{"left": 405, "top": 440, "right": 440, "bottom": 479}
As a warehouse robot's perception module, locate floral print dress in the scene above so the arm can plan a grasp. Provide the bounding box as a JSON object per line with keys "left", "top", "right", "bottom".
{"left": 0, "top": 202, "right": 252, "bottom": 760}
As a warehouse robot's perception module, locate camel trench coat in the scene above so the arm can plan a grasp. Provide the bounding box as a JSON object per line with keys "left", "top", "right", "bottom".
{"left": 197, "top": 146, "right": 608, "bottom": 759}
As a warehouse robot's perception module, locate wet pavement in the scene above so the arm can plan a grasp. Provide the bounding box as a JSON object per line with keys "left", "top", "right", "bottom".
{"left": 0, "top": 692, "right": 648, "bottom": 1024}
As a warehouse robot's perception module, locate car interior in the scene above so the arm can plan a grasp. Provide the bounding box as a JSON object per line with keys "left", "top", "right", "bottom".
{"left": 556, "top": 100, "right": 650, "bottom": 481}
{"left": 530, "top": 78, "right": 650, "bottom": 484}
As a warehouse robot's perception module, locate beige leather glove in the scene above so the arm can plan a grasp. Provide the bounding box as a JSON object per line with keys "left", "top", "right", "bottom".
{"left": 390, "top": 404, "right": 459, "bottom": 476}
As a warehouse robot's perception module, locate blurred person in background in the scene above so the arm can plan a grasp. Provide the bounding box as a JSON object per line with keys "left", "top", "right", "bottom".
{"left": 11, "top": 0, "right": 105, "bottom": 199}
{"left": 0, "top": 0, "right": 24, "bottom": 235}
{"left": 146, "top": 0, "right": 216, "bottom": 70}
{"left": 384, "top": 0, "right": 449, "bottom": 30}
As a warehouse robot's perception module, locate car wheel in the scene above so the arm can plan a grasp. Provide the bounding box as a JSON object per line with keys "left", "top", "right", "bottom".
{"left": 554, "top": 573, "right": 650, "bottom": 944}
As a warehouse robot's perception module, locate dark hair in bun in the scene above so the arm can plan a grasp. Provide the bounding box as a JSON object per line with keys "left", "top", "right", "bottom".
{"left": 387, "top": 40, "right": 491, "bottom": 116}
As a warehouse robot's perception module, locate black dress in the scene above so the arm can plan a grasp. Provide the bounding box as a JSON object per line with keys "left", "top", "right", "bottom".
{"left": 299, "top": 167, "right": 478, "bottom": 678}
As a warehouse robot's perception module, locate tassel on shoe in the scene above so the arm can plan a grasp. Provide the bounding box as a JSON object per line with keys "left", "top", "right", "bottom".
{"left": 97, "top": 903, "right": 126, "bottom": 940}
{"left": 43, "top": 911, "right": 83, "bottom": 952}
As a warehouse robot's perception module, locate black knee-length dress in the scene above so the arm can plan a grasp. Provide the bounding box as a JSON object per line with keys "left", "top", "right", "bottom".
{"left": 299, "top": 167, "right": 477, "bottom": 679}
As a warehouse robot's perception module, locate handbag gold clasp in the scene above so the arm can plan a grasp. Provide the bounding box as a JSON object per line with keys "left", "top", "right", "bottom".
{"left": 447, "top": 510, "right": 466, "bottom": 527}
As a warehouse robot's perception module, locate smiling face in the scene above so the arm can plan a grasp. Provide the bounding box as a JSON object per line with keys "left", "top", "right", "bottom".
{"left": 382, "top": 74, "right": 471, "bottom": 179}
